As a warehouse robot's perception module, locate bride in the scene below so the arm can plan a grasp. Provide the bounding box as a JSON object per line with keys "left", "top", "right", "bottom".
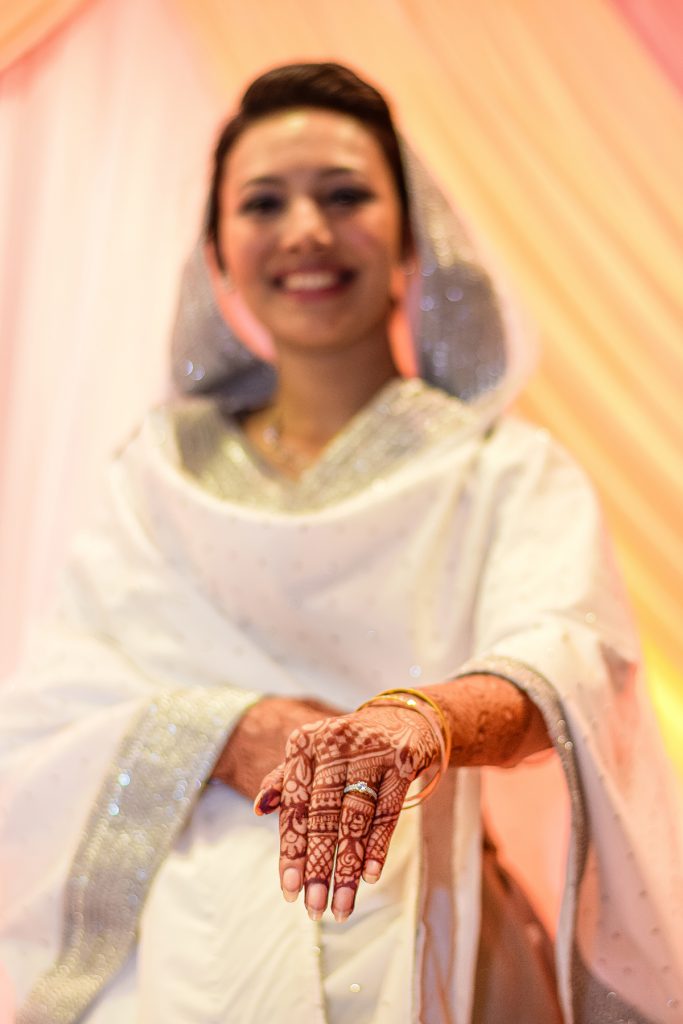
{"left": 3, "top": 62, "right": 681, "bottom": 1024}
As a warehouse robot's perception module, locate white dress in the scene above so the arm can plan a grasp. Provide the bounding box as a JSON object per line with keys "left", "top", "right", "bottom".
{"left": 1, "top": 379, "right": 681, "bottom": 1023}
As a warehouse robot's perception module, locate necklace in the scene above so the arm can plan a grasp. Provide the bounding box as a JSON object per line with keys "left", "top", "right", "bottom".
{"left": 260, "top": 414, "right": 319, "bottom": 474}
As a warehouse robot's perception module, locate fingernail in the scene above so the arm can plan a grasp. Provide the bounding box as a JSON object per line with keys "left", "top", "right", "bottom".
{"left": 256, "top": 789, "right": 279, "bottom": 815}
{"left": 305, "top": 882, "right": 328, "bottom": 919}
{"left": 363, "top": 859, "right": 382, "bottom": 883}
{"left": 253, "top": 791, "right": 264, "bottom": 816}
{"left": 331, "top": 888, "right": 353, "bottom": 923}
{"left": 282, "top": 867, "right": 301, "bottom": 902}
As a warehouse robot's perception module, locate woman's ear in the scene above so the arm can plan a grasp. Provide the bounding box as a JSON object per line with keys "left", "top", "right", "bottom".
{"left": 204, "top": 241, "right": 232, "bottom": 297}
{"left": 389, "top": 239, "right": 418, "bottom": 306}
{"left": 400, "top": 226, "right": 417, "bottom": 274}
{"left": 388, "top": 242, "right": 418, "bottom": 378}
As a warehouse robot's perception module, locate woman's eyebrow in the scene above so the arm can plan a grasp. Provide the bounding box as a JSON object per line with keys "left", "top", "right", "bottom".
{"left": 317, "top": 166, "right": 361, "bottom": 178}
{"left": 239, "top": 175, "right": 283, "bottom": 192}
{"left": 239, "top": 166, "right": 362, "bottom": 192}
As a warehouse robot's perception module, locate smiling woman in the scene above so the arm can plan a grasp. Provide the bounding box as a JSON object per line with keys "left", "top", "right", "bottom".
{"left": 3, "top": 62, "right": 682, "bottom": 1024}
{"left": 227, "top": 114, "right": 398, "bottom": 340}
{"left": 219, "top": 106, "right": 405, "bottom": 474}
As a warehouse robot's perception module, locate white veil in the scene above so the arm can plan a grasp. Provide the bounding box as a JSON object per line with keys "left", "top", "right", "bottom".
{"left": 168, "top": 139, "right": 535, "bottom": 423}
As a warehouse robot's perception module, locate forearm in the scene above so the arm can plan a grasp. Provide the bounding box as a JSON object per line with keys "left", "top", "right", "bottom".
{"left": 420, "top": 673, "right": 551, "bottom": 768}
{"left": 211, "top": 696, "right": 337, "bottom": 799}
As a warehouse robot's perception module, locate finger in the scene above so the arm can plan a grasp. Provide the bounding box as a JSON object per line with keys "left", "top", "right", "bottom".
{"left": 278, "top": 729, "right": 314, "bottom": 903}
{"left": 303, "top": 760, "right": 346, "bottom": 919}
{"left": 362, "top": 771, "right": 410, "bottom": 884}
{"left": 254, "top": 763, "right": 285, "bottom": 816}
{"left": 330, "top": 782, "right": 382, "bottom": 922}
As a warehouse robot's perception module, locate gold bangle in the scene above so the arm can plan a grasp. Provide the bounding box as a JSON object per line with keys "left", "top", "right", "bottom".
{"left": 356, "top": 689, "right": 451, "bottom": 809}
{"left": 374, "top": 688, "right": 452, "bottom": 758}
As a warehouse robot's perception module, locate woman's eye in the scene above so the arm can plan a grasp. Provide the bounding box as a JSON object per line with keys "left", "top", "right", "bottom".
{"left": 240, "top": 194, "right": 283, "bottom": 216}
{"left": 326, "top": 186, "right": 374, "bottom": 208}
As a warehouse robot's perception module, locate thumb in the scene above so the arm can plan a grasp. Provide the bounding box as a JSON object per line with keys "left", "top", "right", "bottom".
{"left": 253, "top": 762, "right": 285, "bottom": 816}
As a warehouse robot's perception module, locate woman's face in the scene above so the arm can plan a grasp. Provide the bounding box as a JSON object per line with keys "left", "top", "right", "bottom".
{"left": 218, "top": 108, "right": 404, "bottom": 356}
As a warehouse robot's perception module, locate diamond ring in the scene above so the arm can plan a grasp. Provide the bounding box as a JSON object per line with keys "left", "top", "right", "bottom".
{"left": 343, "top": 781, "right": 379, "bottom": 801}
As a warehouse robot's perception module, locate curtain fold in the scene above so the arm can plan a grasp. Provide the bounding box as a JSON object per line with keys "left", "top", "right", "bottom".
{"left": 609, "top": 0, "right": 683, "bottom": 96}
{"left": 0, "top": 0, "right": 222, "bottom": 676}
{"left": 0, "top": 0, "right": 90, "bottom": 71}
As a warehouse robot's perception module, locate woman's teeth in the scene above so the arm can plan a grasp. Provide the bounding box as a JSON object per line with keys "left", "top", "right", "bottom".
{"left": 280, "top": 271, "right": 346, "bottom": 292}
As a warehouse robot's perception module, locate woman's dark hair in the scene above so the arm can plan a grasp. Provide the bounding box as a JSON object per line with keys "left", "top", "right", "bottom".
{"left": 206, "top": 62, "right": 411, "bottom": 269}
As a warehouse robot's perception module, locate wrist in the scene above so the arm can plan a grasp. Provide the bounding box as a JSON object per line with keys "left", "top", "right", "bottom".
{"left": 356, "top": 688, "right": 451, "bottom": 807}
{"left": 420, "top": 674, "right": 546, "bottom": 768}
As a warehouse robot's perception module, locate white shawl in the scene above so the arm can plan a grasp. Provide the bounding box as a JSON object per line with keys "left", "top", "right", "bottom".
{"left": 1, "top": 379, "right": 682, "bottom": 1023}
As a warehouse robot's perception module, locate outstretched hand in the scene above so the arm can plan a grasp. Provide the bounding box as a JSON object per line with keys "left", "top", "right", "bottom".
{"left": 254, "top": 704, "right": 439, "bottom": 922}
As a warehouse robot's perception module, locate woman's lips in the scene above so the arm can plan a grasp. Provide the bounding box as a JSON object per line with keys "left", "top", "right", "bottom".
{"left": 274, "top": 268, "right": 355, "bottom": 298}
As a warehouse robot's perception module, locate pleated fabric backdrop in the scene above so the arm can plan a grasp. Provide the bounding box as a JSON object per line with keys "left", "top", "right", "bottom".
{"left": 3, "top": 0, "right": 681, "bottom": 751}
{"left": 0, "top": 3, "right": 681, "bottom": 1003}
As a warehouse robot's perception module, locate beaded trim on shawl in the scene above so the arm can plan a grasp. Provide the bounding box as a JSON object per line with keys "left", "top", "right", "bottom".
{"left": 18, "top": 687, "right": 259, "bottom": 1024}
{"left": 171, "top": 378, "right": 479, "bottom": 513}
{"left": 455, "top": 655, "right": 657, "bottom": 1024}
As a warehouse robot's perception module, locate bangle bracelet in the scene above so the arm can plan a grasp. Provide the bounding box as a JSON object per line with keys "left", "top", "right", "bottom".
{"left": 374, "top": 688, "right": 452, "bottom": 754}
{"left": 356, "top": 688, "right": 452, "bottom": 809}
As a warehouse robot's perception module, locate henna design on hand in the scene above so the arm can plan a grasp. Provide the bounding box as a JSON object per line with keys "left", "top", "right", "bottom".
{"left": 212, "top": 696, "right": 338, "bottom": 800}
{"left": 420, "top": 674, "right": 549, "bottom": 768}
{"left": 257, "top": 706, "right": 440, "bottom": 920}
{"left": 252, "top": 675, "right": 550, "bottom": 923}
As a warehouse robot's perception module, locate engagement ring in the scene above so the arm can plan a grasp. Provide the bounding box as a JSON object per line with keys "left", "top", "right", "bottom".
{"left": 343, "top": 781, "right": 378, "bottom": 801}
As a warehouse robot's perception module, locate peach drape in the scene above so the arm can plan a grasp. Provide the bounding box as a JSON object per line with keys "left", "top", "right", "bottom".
{"left": 0, "top": 0, "right": 89, "bottom": 71}
{"left": 610, "top": 0, "right": 683, "bottom": 95}
{"left": 1, "top": 0, "right": 682, "bottom": 975}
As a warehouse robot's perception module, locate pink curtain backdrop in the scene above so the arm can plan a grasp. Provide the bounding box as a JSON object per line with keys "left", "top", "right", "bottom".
{"left": 1, "top": 1, "right": 682, "bottom": 1008}
{"left": 0, "top": 0, "right": 89, "bottom": 72}
{"left": 0, "top": 0, "right": 222, "bottom": 680}
{"left": 610, "top": 0, "right": 683, "bottom": 95}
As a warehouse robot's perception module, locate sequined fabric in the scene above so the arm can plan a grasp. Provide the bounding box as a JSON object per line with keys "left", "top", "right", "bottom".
{"left": 18, "top": 686, "right": 259, "bottom": 1024}
{"left": 6, "top": 391, "right": 680, "bottom": 1024}
{"left": 399, "top": 145, "right": 507, "bottom": 403}
{"left": 173, "top": 377, "right": 478, "bottom": 513}
{"left": 454, "top": 656, "right": 588, "bottom": 1020}
{"left": 455, "top": 656, "right": 662, "bottom": 1024}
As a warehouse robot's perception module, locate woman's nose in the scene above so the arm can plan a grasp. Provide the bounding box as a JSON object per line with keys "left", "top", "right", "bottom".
{"left": 280, "top": 197, "right": 333, "bottom": 252}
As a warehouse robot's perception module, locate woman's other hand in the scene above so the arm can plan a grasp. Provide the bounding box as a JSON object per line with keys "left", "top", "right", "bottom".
{"left": 254, "top": 705, "right": 440, "bottom": 922}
